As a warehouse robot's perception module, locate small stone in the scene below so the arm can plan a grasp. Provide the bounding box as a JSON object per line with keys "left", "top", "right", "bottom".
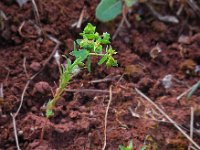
{"left": 178, "top": 35, "right": 191, "bottom": 44}
{"left": 18, "top": 130, "right": 23, "bottom": 135}
{"left": 31, "top": 106, "right": 38, "bottom": 112}
{"left": 33, "top": 81, "right": 51, "bottom": 94}
{"left": 151, "top": 21, "right": 167, "bottom": 33}
{"left": 69, "top": 111, "right": 79, "bottom": 119}
{"left": 30, "top": 62, "right": 41, "bottom": 72}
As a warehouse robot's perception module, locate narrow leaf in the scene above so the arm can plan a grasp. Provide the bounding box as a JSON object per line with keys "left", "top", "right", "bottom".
{"left": 98, "top": 54, "right": 108, "bottom": 65}
{"left": 187, "top": 80, "right": 200, "bottom": 99}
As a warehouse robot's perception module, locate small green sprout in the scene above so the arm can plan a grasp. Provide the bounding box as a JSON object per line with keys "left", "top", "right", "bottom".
{"left": 119, "top": 140, "right": 133, "bottom": 150}
{"left": 187, "top": 80, "right": 200, "bottom": 99}
{"left": 46, "top": 23, "right": 118, "bottom": 118}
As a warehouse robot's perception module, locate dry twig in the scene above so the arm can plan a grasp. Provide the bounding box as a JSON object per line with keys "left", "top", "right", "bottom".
{"left": 0, "top": 83, "right": 3, "bottom": 115}
{"left": 76, "top": 7, "right": 86, "bottom": 28}
{"left": 31, "top": 0, "right": 41, "bottom": 26}
{"left": 146, "top": 3, "right": 179, "bottom": 23}
{"left": 176, "top": 86, "right": 193, "bottom": 100}
{"left": 102, "top": 86, "right": 113, "bottom": 150}
{"left": 65, "top": 88, "right": 117, "bottom": 94}
{"left": 89, "top": 75, "right": 121, "bottom": 84}
{"left": 112, "top": 5, "right": 130, "bottom": 40}
{"left": 135, "top": 88, "right": 200, "bottom": 150}
{"left": 188, "top": 107, "right": 194, "bottom": 150}
{"left": 11, "top": 35, "right": 61, "bottom": 150}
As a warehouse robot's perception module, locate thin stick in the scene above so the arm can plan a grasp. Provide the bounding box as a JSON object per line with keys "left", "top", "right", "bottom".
{"left": 15, "top": 80, "right": 31, "bottom": 116}
{"left": 54, "top": 50, "right": 62, "bottom": 75}
{"left": 112, "top": 5, "right": 127, "bottom": 40}
{"left": 0, "top": 83, "right": 3, "bottom": 115}
{"left": 177, "top": 86, "right": 193, "bottom": 100}
{"left": 0, "top": 83, "right": 3, "bottom": 98}
{"left": 187, "top": 0, "right": 200, "bottom": 15}
{"left": 23, "top": 57, "right": 29, "bottom": 78}
{"left": 135, "top": 88, "right": 200, "bottom": 150}
{"left": 18, "top": 21, "right": 25, "bottom": 37}
{"left": 3, "top": 67, "right": 10, "bottom": 86}
{"left": 102, "top": 86, "right": 113, "bottom": 150}
{"left": 31, "top": 0, "right": 41, "bottom": 26}
{"left": 89, "top": 75, "right": 121, "bottom": 83}
{"left": 188, "top": 107, "right": 194, "bottom": 150}
{"left": 76, "top": 7, "right": 85, "bottom": 28}
{"left": 11, "top": 113, "right": 21, "bottom": 150}
{"left": 65, "top": 88, "right": 118, "bottom": 94}
{"left": 146, "top": 3, "right": 179, "bottom": 23}
{"left": 11, "top": 35, "right": 61, "bottom": 150}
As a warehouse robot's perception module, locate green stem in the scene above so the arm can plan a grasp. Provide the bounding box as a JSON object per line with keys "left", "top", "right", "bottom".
{"left": 89, "top": 53, "right": 105, "bottom": 56}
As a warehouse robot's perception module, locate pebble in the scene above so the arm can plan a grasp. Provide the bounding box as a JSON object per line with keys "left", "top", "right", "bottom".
{"left": 30, "top": 62, "right": 41, "bottom": 72}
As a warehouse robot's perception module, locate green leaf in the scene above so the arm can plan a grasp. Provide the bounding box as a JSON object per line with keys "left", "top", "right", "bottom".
{"left": 119, "top": 145, "right": 127, "bottom": 150}
{"left": 124, "top": 0, "right": 137, "bottom": 7}
{"left": 73, "top": 41, "right": 77, "bottom": 51}
{"left": 80, "top": 39, "right": 94, "bottom": 50}
{"left": 46, "top": 100, "right": 54, "bottom": 118}
{"left": 46, "top": 109, "right": 54, "bottom": 118}
{"left": 187, "top": 80, "right": 200, "bottom": 99}
{"left": 140, "top": 145, "right": 146, "bottom": 150}
{"left": 128, "top": 140, "right": 133, "bottom": 149}
{"left": 76, "top": 39, "right": 81, "bottom": 45}
{"left": 94, "top": 43, "right": 102, "bottom": 53}
{"left": 119, "top": 140, "right": 133, "bottom": 150}
{"left": 107, "top": 47, "right": 117, "bottom": 55}
{"left": 70, "top": 49, "right": 89, "bottom": 61}
{"left": 83, "top": 34, "right": 98, "bottom": 40}
{"left": 106, "top": 56, "right": 118, "bottom": 67}
{"left": 100, "top": 32, "right": 110, "bottom": 44}
{"left": 98, "top": 54, "right": 108, "bottom": 65}
{"left": 96, "top": 0, "right": 122, "bottom": 22}
{"left": 82, "top": 23, "right": 96, "bottom": 34}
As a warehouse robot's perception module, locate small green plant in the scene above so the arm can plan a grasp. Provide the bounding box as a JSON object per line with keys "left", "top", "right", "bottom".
{"left": 119, "top": 140, "right": 133, "bottom": 150}
{"left": 46, "top": 23, "right": 118, "bottom": 118}
{"left": 95, "top": 0, "right": 138, "bottom": 22}
{"left": 187, "top": 80, "right": 200, "bottom": 99}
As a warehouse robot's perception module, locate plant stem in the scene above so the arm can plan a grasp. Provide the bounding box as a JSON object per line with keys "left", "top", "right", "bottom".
{"left": 89, "top": 53, "right": 104, "bottom": 56}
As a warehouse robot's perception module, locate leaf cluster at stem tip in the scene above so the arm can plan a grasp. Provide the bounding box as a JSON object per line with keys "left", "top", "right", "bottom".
{"left": 46, "top": 23, "right": 118, "bottom": 118}
{"left": 71, "top": 23, "right": 118, "bottom": 71}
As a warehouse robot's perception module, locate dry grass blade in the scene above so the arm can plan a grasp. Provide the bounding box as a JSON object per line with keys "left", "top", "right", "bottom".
{"left": 65, "top": 88, "right": 117, "bottom": 94}
{"left": 31, "top": 0, "right": 40, "bottom": 26}
{"left": 188, "top": 107, "right": 194, "bottom": 150}
{"left": 76, "top": 7, "right": 85, "bottom": 28}
{"left": 89, "top": 75, "right": 121, "bottom": 83}
{"left": 112, "top": 5, "right": 130, "bottom": 40}
{"left": 135, "top": 88, "right": 200, "bottom": 150}
{"left": 11, "top": 35, "right": 61, "bottom": 150}
{"left": 10, "top": 113, "right": 21, "bottom": 150}
{"left": 102, "top": 86, "right": 113, "bottom": 150}
{"left": 187, "top": 0, "right": 200, "bottom": 15}
{"left": 176, "top": 86, "right": 193, "bottom": 100}
{"left": 0, "top": 83, "right": 3, "bottom": 115}
{"left": 146, "top": 3, "right": 179, "bottom": 23}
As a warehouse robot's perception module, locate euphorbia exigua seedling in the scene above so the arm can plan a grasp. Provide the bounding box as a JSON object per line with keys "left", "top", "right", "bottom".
{"left": 46, "top": 23, "right": 118, "bottom": 118}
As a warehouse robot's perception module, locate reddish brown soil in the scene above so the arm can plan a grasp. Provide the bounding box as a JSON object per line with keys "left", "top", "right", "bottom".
{"left": 0, "top": 0, "right": 200, "bottom": 150}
